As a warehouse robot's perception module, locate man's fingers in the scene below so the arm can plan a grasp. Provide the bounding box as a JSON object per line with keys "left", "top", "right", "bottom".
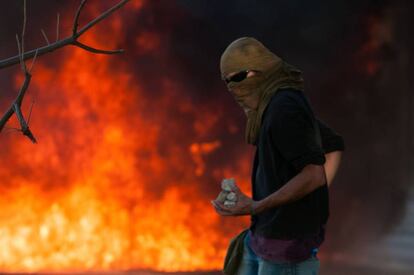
{"left": 211, "top": 200, "right": 233, "bottom": 215}
{"left": 211, "top": 201, "right": 226, "bottom": 212}
{"left": 215, "top": 200, "right": 234, "bottom": 212}
{"left": 231, "top": 184, "right": 242, "bottom": 194}
{"left": 211, "top": 200, "right": 230, "bottom": 211}
{"left": 230, "top": 184, "right": 240, "bottom": 191}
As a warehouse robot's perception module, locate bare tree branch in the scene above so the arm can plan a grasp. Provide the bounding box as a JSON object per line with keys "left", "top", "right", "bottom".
{"left": 76, "top": 0, "right": 128, "bottom": 37}
{"left": 56, "top": 13, "right": 60, "bottom": 42}
{"left": 29, "top": 48, "right": 39, "bottom": 73}
{"left": 73, "top": 0, "right": 87, "bottom": 36}
{"left": 4, "top": 126, "right": 21, "bottom": 132}
{"left": 0, "top": 108, "right": 15, "bottom": 133}
{"left": 15, "top": 32, "right": 35, "bottom": 142}
{"left": 21, "top": 0, "right": 26, "bottom": 55}
{"left": 0, "top": 0, "right": 130, "bottom": 142}
{"left": 2, "top": 36, "right": 72, "bottom": 68}
{"left": 14, "top": 103, "right": 36, "bottom": 143}
{"left": 73, "top": 40, "right": 124, "bottom": 55}
{"left": 0, "top": 0, "right": 129, "bottom": 70}
{"left": 16, "top": 34, "right": 25, "bottom": 72}
{"left": 0, "top": 26, "right": 36, "bottom": 142}
{"left": 27, "top": 99, "right": 35, "bottom": 125}
{"left": 41, "top": 28, "right": 50, "bottom": 45}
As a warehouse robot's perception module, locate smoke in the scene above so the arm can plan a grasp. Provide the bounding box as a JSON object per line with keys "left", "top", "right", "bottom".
{"left": 167, "top": 0, "right": 414, "bottom": 253}
{"left": 63, "top": 0, "right": 410, "bottom": 256}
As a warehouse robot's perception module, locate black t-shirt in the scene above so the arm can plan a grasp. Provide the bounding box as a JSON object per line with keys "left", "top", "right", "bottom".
{"left": 250, "top": 88, "right": 345, "bottom": 239}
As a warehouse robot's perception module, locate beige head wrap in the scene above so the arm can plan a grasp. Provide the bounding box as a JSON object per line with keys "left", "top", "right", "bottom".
{"left": 220, "top": 37, "right": 305, "bottom": 145}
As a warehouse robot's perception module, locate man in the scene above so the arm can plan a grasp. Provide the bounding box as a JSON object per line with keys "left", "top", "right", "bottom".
{"left": 211, "top": 37, "right": 344, "bottom": 274}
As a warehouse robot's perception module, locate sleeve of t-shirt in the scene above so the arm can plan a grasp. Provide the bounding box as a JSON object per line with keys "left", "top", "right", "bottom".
{"left": 268, "top": 94, "right": 326, "bottom": 172}
{"left": 316, "top": 118, "right": 345, "bottom": 153}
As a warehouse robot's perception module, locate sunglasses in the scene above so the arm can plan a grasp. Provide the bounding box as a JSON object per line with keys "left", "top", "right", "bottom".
{"left": 224, "top": 70, "right": 255, "bottom": 84}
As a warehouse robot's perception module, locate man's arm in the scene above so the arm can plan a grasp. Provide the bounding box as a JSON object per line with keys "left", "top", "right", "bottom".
{"left": 214, "top": 144, "right": 343, "bottom": 216}
{"left": 316, "top": 118, "right": 345, "bottom": 187}
{"left": 324, "top": 150, "right": 342, "bottom": 187}
{"left": 252, "top": 149, "right": 343, "bottom": 214}
{"left": 212, "top": 163, "right": 326, "bottom": 216}
{"left": 252, "top": 149, "right": 342, "bottom": 214}
{"left": 253, "top": 163, "right": 326, "bottom": 214}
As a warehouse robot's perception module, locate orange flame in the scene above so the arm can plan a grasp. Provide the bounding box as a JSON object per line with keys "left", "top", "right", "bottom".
{"left": 356, "top": 14, "right": 392, "bottom": 76}
{"left": 0, "top": 3, "right": 251, "bottom": 272}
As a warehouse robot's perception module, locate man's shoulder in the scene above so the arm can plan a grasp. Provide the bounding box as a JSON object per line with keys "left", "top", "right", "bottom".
{"left": 267, "top": 88, "right": 306, "bottom": 116}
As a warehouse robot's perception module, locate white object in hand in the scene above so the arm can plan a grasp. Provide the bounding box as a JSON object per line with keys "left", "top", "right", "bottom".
{"left": 226, "top": 192, "right": 237, "bottom": 202}
{"left": 221, "top": 178, "right": 236, "bottom": 191}
{"left": 216, "top": 191, "right": 229, "bottom": 203}
{"left": 224, "top": 200, "right": 236, "bottom": 207}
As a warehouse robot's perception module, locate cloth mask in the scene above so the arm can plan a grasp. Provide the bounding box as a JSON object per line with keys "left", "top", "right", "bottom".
{"left": 220, "top": 37, "right": 305, "bottom": 145}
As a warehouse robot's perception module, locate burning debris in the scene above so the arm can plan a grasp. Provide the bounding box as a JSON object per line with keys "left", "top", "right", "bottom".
{"left": 0, "top": 1, "right": 251, "bottom": 272}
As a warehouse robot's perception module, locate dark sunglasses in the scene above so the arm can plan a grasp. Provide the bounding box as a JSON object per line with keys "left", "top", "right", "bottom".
{"left": 224, "top": 70, "right": 254, "bottom": 84}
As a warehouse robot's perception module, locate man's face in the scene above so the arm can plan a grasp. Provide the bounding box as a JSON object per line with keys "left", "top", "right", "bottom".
{"left": 225, "top": 70, "right": 259, "bottom": 112}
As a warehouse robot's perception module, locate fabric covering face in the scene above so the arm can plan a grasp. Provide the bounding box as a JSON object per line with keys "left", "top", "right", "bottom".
{"left": 220, "top": 37, "right": 305, "bottom": 145}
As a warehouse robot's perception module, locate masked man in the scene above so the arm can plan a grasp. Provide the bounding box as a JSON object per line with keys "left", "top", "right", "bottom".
{"left": 212, "top": 37, "right": 344, "bottom": 275}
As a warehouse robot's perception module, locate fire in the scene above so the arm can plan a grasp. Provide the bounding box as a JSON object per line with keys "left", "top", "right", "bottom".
{"left": 0, "top": 2, "right": 251, "bottom": 273}
{"left": 190, "top": 141, "right": 222, "bottom": 176}
{"left": 135, "top": 32, "right": 161, "bottom": 53}
{"left": 356, "top": 14, "right": 392, "bottom": 76}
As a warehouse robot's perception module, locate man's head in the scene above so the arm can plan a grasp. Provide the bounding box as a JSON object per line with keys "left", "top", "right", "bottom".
{"left": 220, "top": 37, "right": 304, "bottom": 144}
{"left": 223, "top": 70, "right": 258, "bottom": 112}
{"left": 220, "top": 37, "right": 283, "bottom": 111}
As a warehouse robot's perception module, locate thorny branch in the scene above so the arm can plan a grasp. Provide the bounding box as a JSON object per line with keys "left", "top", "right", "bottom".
{"left": 0, "top": 0, "right": 129, "bottom": 142}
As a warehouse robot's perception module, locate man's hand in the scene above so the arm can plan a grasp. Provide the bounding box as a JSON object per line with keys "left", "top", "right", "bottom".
{"left": 211, "top": 185, "right": 258, "bottom": 216}
{"left": 211, "top": 164, "right": 327, "bottom": 217}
